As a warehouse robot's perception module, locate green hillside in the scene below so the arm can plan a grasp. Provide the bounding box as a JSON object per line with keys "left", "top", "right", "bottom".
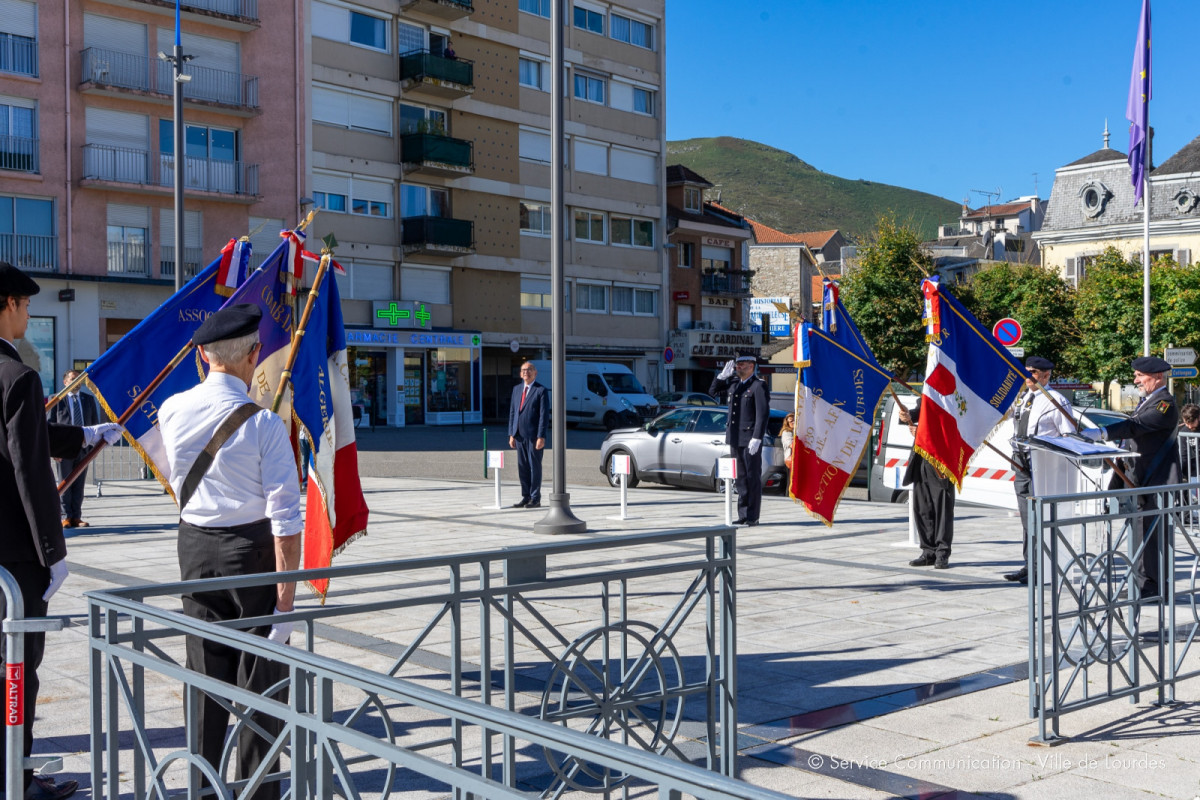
{"left": 666, "top": 137, "right": 961, "bottom": 242}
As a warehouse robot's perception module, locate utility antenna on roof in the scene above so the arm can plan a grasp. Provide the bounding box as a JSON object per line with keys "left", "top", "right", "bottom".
{"left": 971, "top": 187, "right": 1002, "bottom": 212}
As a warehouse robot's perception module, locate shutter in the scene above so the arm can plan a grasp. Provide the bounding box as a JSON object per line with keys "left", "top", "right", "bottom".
{"left": 84, "top": 13, "right": 146, "bottom": 54}
{"left": 0, "top": 94, "right": 34, "bottom": 109}
{"left": 107, "top": 204, "right": 149, "bottom": 229}
{"left": 312, "top": 85, "right": 350, "bottom": 127}
{"left": 159, "top": 208, "right": 202, "bottom": 247}
{"left": 401, "top": 266, "right": 449, "bottom": 304}
{"left": 611, "top": 147, "right": 655, "bottom": 184}
{"left": 1176, "top": 248, "right": 1191, "bottom": 267}
{"left": 353, "top": 177, "right": 393, "bottom": 204}
{"left": 248, "top": 216, "right": 284, "bottom": 263}
{"left": 348, "top": 260, "right": 393, "bottom": 300}
{"left": 609, "top": 81, "right": 633, "bottom": 112}
{"left": 86, "top": 108, "right": 149, "bottom": 150}
{"left": 575, "top": 140, "right": 607, "bottom": 175}
{"left": 1064, "top": 258, "right": 1077, "bottom": 286}
{"left": 159, "top": 28, "right": 238, "bottom": 72}
{"left": 519, "top": 128, "right": 550, "bottom": 162}
{"left": 312, "top": 1, "right": 350, "bottom": 43}
{"left": 0, "top": 0, "right": 35, "bottom": 38}
{"left": 313, "top": 171, "right": 350, "bottom": 196}
{"left": 349, "top": 93, "right": 392, "bottom": 135}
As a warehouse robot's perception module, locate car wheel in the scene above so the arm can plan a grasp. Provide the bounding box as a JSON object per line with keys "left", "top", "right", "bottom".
{"left": 606, "top": 450, "right": 640, "bottom": 488}
{"left": 603, "top": 411, "right": 619, "bottom": 430}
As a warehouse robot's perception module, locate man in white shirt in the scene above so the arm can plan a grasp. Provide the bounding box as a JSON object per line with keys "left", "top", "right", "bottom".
{"left": 158, "top": 304, "right": 301, "bottom": 800}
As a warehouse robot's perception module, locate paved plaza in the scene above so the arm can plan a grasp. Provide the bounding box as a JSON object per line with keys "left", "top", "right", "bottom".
{"left": 27, "top": 473, "right": 1200, "bottom": 800}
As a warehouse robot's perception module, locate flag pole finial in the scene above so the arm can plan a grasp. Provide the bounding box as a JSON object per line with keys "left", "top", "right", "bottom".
{"left": 1103, "top": 118, "right": 1110, "bottom": 149}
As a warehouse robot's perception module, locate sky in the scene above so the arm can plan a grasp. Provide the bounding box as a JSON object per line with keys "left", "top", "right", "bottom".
{"left": 665, "top": 0, "right": 1198, "bottom": 207}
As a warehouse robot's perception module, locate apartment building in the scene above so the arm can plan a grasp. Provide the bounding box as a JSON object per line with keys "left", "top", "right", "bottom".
{"left": 307, "top": 0, "right": 667, "bottom": 426}
{"left": 0, "top": 0, "right": 303, "bottom": 394}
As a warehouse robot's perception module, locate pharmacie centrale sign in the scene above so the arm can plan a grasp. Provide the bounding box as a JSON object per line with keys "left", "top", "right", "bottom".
{"left": 372, "top": 300, "right": 431, "bottom": 329}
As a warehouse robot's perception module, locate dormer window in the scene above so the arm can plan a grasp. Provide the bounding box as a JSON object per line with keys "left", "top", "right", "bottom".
{"left": 1078, "top": 180, "right": 1113, "bottom": 219}
{"left": 684, "top": 186, "right": 701, "bottom": 213}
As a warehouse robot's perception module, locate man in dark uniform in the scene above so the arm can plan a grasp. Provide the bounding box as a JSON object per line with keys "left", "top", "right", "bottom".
{"left": 48, "top": 370, "right": 100, "bottom": 528}
{"left": 709, "top": 352, "right": 769, "bottom": 526}
{"left": 0, "top": 262, "right": 121, "bottom": 800}
{"left": 508, "top": 361, "right": 547, "bottom": 508}
{"left": 1085, "top": 356, "right": 1180, "bottom": 598}
{"left": 899, "top": 398, "right": 955, "bottom": 569}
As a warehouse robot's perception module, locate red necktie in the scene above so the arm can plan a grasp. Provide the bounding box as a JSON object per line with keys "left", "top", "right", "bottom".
{"left": 520, "top": 386, "right": 528, "bottom": 410}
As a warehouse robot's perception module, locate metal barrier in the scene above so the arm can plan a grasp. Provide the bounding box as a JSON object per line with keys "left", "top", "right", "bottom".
{"left": 89, "top": 442, "right": 163, "bottom": 497}
{"left": 1028, "top": 481, "right": 1200, "bottom": 743}
{"left": 89, "top": 528, "right": 745, "bottom": 800}
{"left": 1, "top": 566, "right": 67, "bottom": 799}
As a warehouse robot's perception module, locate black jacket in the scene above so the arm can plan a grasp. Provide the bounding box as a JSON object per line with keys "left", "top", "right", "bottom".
{"left": 48, "top": 390, "right": 100, "bottom": 428}
{"left": 0, "top": 340, "right": 86, "bottom": 566}
{"left": 1105, "top": 386, "right": 1181, "bottom": 488}
{"left": 708, "top": 373, "right": 769, "bottom": 447}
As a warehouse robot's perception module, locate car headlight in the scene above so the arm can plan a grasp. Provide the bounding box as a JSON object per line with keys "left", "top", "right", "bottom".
{"left": 621, "top": 397, "right": 633, "bottom": 409}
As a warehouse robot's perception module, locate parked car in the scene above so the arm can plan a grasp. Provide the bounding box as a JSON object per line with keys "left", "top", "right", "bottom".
{"left": 599, "top": 407, "right": 789, "bottom": 493}
{"left": 655, "top": 391, "right": 719, "bottom": 411}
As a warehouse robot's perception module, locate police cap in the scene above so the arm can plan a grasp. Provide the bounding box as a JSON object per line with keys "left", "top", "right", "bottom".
{"left": 193, "top": 303, "right": 262, "bottom": 346}
{"left": 1131, "top": 355, "right": 1171, "bottom": 374}
{"left": 1025, "top": 356, "right": 1054, "bottom": 371}
{"left": 0, "top": 261, "right": 41, "bottom": 298}
{"left": 734, "top": 350, "right": 758, "bottom": 364}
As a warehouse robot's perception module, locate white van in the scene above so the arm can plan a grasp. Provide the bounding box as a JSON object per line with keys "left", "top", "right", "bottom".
{"left": 529, "top": 360, "right": 660, "bottom": 430}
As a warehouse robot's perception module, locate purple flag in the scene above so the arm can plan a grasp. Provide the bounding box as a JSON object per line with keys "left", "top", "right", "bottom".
{"left": 1126, "top": 0, "right": 1151, "bottom": 206}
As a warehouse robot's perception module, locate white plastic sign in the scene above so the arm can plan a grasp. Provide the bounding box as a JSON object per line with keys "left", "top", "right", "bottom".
{"left": 717, "top": 457, "right": 737, "bottom": 479}
{"left": 487, "top": 451, "right": 505, "bottom": 469}
{"left": 612, "top": 454, "right": 631, "bottom": 475}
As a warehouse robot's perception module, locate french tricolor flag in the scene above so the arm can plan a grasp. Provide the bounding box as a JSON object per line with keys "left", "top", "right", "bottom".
{"left": 215, "top": 238, "right": 251, "bottom": 296}
{"left": 281, "top": 229, "right": 306, "bottom": 296}
{"left": 913, "top": 278, "right": 1025, "bottom": 489}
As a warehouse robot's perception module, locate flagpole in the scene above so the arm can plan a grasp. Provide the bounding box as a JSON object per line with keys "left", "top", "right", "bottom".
{"left": 272, "top": 250, "right": 332, "bottom": 415}
{"left": 1142, "top": 137, "right": 1151, "bottom": 357}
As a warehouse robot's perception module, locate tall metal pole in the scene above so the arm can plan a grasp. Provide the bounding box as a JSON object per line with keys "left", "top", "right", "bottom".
{"left": 1142, "top": 128, "right": 1151, "bottom": 357}
{"left": 172, "top": 1, "right": 185, "bottom": 292}
{"left": 534, "top": 0, "right": 585, "bottom": 535}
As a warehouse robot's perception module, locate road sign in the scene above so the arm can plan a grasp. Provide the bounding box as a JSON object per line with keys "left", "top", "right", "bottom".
{"left": 1165, "top": 347, "right": 1196, "bottom": 366}
{"left": 1006, "top": 346, "right": 1025, "bottom": 358}
{"left": 1170, "top": 366, "right": 1198, "bottom": 379}
{"left": 663, "top": 346, "right": 674, "bottom": 363}
{"left": 664, "top": 364, "right": 675, "bottom": 370}
{"left": 992, "top": 318, "right": 1023, "bottom": 347}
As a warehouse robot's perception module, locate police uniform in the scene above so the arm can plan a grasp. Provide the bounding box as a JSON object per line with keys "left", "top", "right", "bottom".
{"left": 901, "top": 398, "right": 955, "bottom": 567}
{"left": 158, "top": 305, "right": 302, "bottom": 800}
{"left": 709, "top": 355, "right": 769, "bottom": 525}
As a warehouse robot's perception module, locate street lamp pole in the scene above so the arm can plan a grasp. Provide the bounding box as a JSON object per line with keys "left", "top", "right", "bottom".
{"left": 163, "top": 1, "right": 192, "bottom": 291}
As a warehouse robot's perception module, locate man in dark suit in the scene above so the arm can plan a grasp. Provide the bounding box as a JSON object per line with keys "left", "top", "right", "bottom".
{"left": 708, "top": 352, "right": 769, "bottom": 525}
{"left": 898, "top": 397, "right": 956, "bottom": 569}
{"left": 508, "top": 361, "right": 547, "bottom": 508}
{"left": 1085, "top": 356, "right": 1180, "bottom": 598}
{"left": 0, "top": 262, "right": 121, "bottom": 800}
{"left": 48, "top": 369, "right": 100, "bottom": 528}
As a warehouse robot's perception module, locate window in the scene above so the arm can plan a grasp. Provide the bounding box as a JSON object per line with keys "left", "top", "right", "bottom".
{"left": 519, "top": 0, "right": 550, "bottom": 17}
{"left": 312, "top": 2, "right": 387, "bottom": 51}
{"left": 0, "top": 0, "right": 37, "bottom": 77}
{"left": 401, "top": 184, "right": 449, "bottom": 218}
{"left": 397, "top": 22, "right": 425, "bottom": 54}
{"left": 573, "top": 5, "right": 604, "bottom": 34}
{"left": 612, "top": 286, "right": 657, "bottom": 315}
{"left": 350, "top": 11, "right": 386, "bottom": 50}
{"left": 519, "top": 57, "right": 546, "bottom": 91}
{"left": 610, "top": 147, "right": 656, "bottom": 184}
{"left": 521, "top": 276, "right": 552, "bottom": 309}
{"left": 576, "top": 282, "right": 608, "bottom": 313}
{"left": 106, "top": 204, "right": 148, "bottom": 276}
{"left": 610, "top": 81, "right": 655, "bottom": 116}
{"left": 0, "top": 194, "right": 55, "bottom": 271}
{"left": 611, "top": 216, "right": 653, "bottom": 248}
{"left": 573, "top": 73, "right": 606, "bottom": 105}
{"left": 520, "top": 202, "right": 550, "bottom": 236}
{"left": 343, "top": 259, "right": 393, "bottom": 300}
{"left": 679, "top": 242, "right": 695, "bottom": 268}
{"left": 612, "top": 286, "right": 632, "bottom": 314}
{"left": 315, "top": 172, "right": 393, "bottom": 217}
{"left": 0, "top": 96, "right": 36, "bottom": 172}
{"left": 610, "top": 14, "right": 655, "bottom": 49}
{"left": 314, "top": 189, "right": 347, "bottom": 212}
{"left": 684, "top": 187, "right": 702, "bottom": 213}
{"left": 632, "top": 87, "right": 655, "bottom": 115}
{"left": 573, "top": 210, "right": 604, "bottom": 243}
{"left": 159, "top": 120, "right": 240, "bottom": 192}
{"left": 312, "top": 83, "right": 393, "bottom": 136}
{"left": 400, "top": 104, "right": 447, "bottom": 135}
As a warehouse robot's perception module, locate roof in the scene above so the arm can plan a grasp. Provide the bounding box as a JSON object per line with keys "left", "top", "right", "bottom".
{"left": 665, "top": 164, "right": 713, "bottom": 186}
{"left": 666, "top": 203, "right": 748, "bottom": 232}
{"left": 1155, "top": 133, "right": 1200, "bottom": 175}
{"left": 1064, "top": 148, "right": 1127, "bottom": 168}
{"left": 746, "top": 218, "right": 805, "bottom": 244}
{"left": 790, "top": 230, "right": 841, "bottom": 249}
{"left": 962, "top": 201, "right": 1033, "bottom": 219}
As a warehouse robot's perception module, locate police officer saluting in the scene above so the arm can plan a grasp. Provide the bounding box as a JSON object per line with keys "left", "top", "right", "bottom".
{"left": 709, "top": 351, "right": 769, "bottom": 526}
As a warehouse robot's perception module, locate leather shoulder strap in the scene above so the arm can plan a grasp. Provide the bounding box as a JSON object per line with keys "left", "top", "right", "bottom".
{"left": 179, "top": 402, "right": 261, "bottom": 513}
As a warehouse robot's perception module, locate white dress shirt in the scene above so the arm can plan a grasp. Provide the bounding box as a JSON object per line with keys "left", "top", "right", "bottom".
{"left": 1018, "top": 385, "right": 1075, "bottom": 439}
{"left": 158, "top": 371, "right": 303, "bottom": 536}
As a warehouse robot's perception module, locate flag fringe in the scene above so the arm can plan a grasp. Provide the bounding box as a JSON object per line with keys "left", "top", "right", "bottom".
{"left": 912, "top": 442, "right": 963, "bottom": 493}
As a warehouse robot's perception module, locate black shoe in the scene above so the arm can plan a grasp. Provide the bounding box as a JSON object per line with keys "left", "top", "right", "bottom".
{"left": 511, "top": 498, "right": 529, "bottom": 508}
{"left": 26, "top": 776, "right": 78, "bottom": 800}
{"left": 1141, "top": 581, "right": 1159, "bottom": 599}
{"left": 1003, "top": 568, "right": 1028, "bottom": 583}
{"left": 909, "top": 554, "right": 936, "bottom": 567}
{"left": 934, "top": 558, "right": 950, "bottom": 569}
{"left": 526, "top": 501, "right": 541, "bottom": 508}
{"left": 745, "top": 520, "right": 759, "bottom": 527}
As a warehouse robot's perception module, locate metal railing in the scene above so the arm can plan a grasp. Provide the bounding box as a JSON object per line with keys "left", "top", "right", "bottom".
{"left": 128, "top": 0, "right": 259, "bottom": 22}
{"left": 0, "top": 33, "right": 37, "bottom": 77}
{"left": 83, "top": 144, "right": 258, "bottom": 195}
{"left": 83, "top": 143, "right": 150, "bottom": 185}
{"left": 82, "top": 48, "right": 258, "bottom": 108}
{"left": 701, "top": 272, "right": 752, "bottom": 295}
{"left": 0, "top": 233, "right": 57, "bottom": 273}
{"left": 88, "top": 440, "right": 162, "bottom": 495}
{"left": 1028, "top": 479, "right": 1200, "bottom": 743}
{"left": 402, "top": 215, "right": 474, "bottom": 249}
{"left": 0, "top": 135, "right": 38, "bottom": 173}
{"left": 88, "top": 528, "right": 742, "bottom": 799}
{"left": 107, "top": 241, "right": 149, "bottom": 276}
{"left": 399, "top": 49, "right": 474, "bottom": 86}
{"left": 81, "top": 48, "right": 150, "bottom": 92}
{"left": 160, "top": 246, "right": 206, "bottom": 281}
{"left": 400, "top": 132, "right": 473, "bottom": 169}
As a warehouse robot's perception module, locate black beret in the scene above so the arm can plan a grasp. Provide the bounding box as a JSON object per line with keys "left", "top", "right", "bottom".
{"left": 1132, "top": 355, "right": 1171, "bottom": 374}
{"left": 735, "top": 350, "right": 758, "bottom": 363}
{"left": 0, "top": 261, "right": 41, "bottom": 297}
{"left": 193, "top": 303, "right": 262, "bottom": 346}
{"left": 1025, "top": 356, "right": 1054, "bottom": 371}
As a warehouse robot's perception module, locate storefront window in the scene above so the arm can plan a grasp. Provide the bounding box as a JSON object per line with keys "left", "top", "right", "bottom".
{"left": 427, "top": 347, "right": 473, "bottom": 412}
{"left": 347, "top": 347, "right": 388, "bottom": 426}
{"left": 19, "top": 317, "right": 55, "bottom": 395}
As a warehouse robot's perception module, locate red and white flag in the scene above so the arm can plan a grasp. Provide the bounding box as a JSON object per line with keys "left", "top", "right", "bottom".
{"left": 280, "top": 230, "right": 306, "bottom": 296}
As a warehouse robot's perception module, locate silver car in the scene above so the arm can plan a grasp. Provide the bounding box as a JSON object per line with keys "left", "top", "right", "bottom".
{"left": 599, "top": 407, "right": 789, "bottom": 492}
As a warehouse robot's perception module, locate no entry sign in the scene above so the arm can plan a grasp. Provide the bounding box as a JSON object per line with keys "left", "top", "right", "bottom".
{"left": 992, "top": 317, "right": 1023, "bottom": 347}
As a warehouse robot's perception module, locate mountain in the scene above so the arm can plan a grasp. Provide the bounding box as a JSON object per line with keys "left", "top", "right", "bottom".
{"left": 666, "top": 137, "right": 961, "bottom": 242}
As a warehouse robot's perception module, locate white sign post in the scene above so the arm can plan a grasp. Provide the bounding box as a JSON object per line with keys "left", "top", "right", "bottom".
{"left": 606, "top": 454, "right": 639, "bottom": 521}
{"left": 485, "top": 451, "right": 505, "bottom": 509}
{"left": 718, "top": 457, "right": 737, "bottom": 526}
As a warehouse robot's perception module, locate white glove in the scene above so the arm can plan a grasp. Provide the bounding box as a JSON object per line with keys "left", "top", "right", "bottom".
{"left": 267, "top": 608, "right": 294, "bottom": 645}
{"left": 1080, "top": 428, "right": 1103, "bottom": 442}
{"left": 747, "top": 438, "right": 762, "bottom": 456}
{"left": 82, "top": 423, "right": 124, "bottom": 447}
{"left": 43, "top": 560, "right": 69, "bottom": 602}
{"left": 718, "top": 359, "right": 736, "bottom": 380}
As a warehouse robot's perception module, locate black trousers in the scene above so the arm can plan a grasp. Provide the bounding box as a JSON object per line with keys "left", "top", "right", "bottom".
{"left": 55, "top": 458, "right": 88, "bottom": 521}
{"left": 1130, "top": 491, "right": 1166, "bottom": 593}
{"left": 733, "top": 445, "right": 763, "bottom": 523}
{"left": 0, "top": 560, "right": 49, "bottom": 790}
{"left": 514, "top": 436, "right": 543, "bottom": 502}
{"left": 912, "top": 458, "right": 955, "bottom": 559}
{"left": 178, "top": 520, "right": 285, "bottom": 800}
{"left": 1013, "top": 452, "right": 1033, "bottom": 562}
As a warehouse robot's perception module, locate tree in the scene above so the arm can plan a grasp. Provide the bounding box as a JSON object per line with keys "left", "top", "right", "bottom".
{"left": 841, "top": 215, "right": 932, "bottom": 380}
{"left": 964, "top": 262, "right": 1078, "bottom": 375}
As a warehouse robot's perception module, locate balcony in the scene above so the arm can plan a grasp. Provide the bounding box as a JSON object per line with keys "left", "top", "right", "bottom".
{"left": 701, "top": 270, "right": 753, "bottom": 296}
{"left": 402, "top": 215, "right": 474, "bottom": 256}
{"left": 160, "top": 246, "right": 206, "bottom": 280}
{"left": 400, "top": 132, "right": 473, "bottom": 177}
{"left": 398, "top": 0, "right": 473, "bottom": 20}
{"left": 399, "top": 50, "right": 473, "bottom": 99}
{"left": 0, "top": 135, "right": 38, "bottom": 173}
{"left": 108, "top": 241, "right": 149, "bottom": 277}
{"left": 81, "top": 48, "right": 260, "bottom": 112}
{"left": 126, "top": 0, "right": 259, "bottom": 27}
{"left": 0, "top": 33, "right": 36, "bottom": 77}
{"left": 82, "top": 144, "right": 260, "bottom": 198}
{"left": 0, "top": 234, "right": 57, "bottom": 273}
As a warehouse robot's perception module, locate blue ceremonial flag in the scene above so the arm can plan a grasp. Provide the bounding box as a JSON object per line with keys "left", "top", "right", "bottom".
{"left": 1126, "top": 0, "right": 1151, "bottom": 206}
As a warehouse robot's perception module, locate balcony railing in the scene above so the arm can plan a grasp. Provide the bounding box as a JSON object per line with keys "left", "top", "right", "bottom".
{"left": 398, "top": 0, "right": 473, "bottom": 19}
{"left": 82, "top": 47, "right": 259, "bottom": 109}
{"left": 0, "top": 33, "right": 37, "bottom": 77}
{"left": 400, "top": 132, "right": 473, "bottom": 174}
{"left": 128, "top": 0, "right": 258, "bottom": 22}
{"left": 701, "top": 271, "right": 752, "bottom": 295}
{"left": 0, "top": 135, "right": 38, "bottom": 173}
{"left": 402, "top": 215, "right": 474, "bottom": 252}
{"left": 83, "top": 144, "right": 150, "bottom": 185}
{"left": 107, "top": 241, "right": 149, "bottom": 277}
{"left": 83, "top": 144, "right": 259, "bottom": 196}
{"left": 160, "top": 246, "right": 206, "bottom": 280}
{"left": 0, "top": 233, "right": 57, "bottom": 273}
{"left": 399, "top": 50, "right": 473, "bottom": 89}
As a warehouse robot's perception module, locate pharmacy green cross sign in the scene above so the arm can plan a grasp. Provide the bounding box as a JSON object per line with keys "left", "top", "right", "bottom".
{"left": 372, "top": 300, "right": 431, "bottom": 329}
